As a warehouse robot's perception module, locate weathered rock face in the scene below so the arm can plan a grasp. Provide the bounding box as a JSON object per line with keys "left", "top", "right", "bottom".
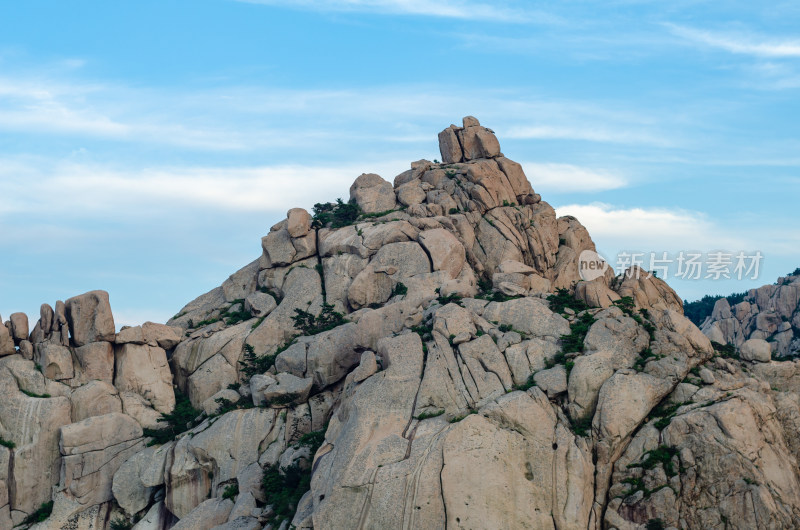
{"left": 65, "top": 290, "right": 116, "bottom": 346}
{"left": 115, "top": 343, "right": 176, "bottom": 414}
{"left": 7, "top": 118, "right": 800, "bottom": 530}
{"left": 702, "top": 270, "right": 800, "bottom": 359}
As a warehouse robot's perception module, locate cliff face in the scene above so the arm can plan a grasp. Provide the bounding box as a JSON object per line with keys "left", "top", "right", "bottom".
{"left": 701, "top": 271, "right": 800, "bottom": 360}
{"left": 2, "top": 118, "right": 800, "bottom": 530}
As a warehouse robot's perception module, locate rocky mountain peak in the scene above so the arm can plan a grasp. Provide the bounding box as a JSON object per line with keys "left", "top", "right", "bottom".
{"left": 3, "top": 119, "right": 800, "bottom": 530}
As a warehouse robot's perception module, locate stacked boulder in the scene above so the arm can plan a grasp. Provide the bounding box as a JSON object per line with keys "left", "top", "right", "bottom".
{"left": 702, "top": 271, "right": 800, "bottom": 359}
{"left": 6, "top": 118, "right": 800, "bottom": 529}
{"left": 0, "top": 291, "right": 180, "bottom": 529}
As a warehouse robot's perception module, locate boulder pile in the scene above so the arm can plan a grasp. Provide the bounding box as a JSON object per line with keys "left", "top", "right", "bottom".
{"left": 3, "top": 118, "right": 800, "bottom": 529}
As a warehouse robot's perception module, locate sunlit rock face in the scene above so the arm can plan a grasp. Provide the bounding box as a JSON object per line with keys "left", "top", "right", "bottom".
{"left": 4, "top": 118, "right": 800, "bottom": 530}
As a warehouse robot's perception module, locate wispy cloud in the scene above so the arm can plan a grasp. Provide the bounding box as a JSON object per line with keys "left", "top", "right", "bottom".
{"left": 667, "top": 24, "right": 800, "bottom": 58}
{"left": 522, "top": 163, "right": 627, "bottom": 192}
{"left": 0, "top": 69, "right": 682, "bottom": 154}
{"left": 506, "top": 125, "right": 671, "bottom": 146}
{"left": 232, "top": 0, "right": 545, "bottom": 23}
{"left": 555, "top": 202, "right": 749, "bottom": 252}
{"left": 0, "top": 158, "right": 410, "bottom": 217}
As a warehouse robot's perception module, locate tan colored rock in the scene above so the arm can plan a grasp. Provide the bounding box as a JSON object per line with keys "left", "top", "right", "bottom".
{"left": 495, "top": 157, "right": 534, "bottom": 199}
{"left": 9, "top": 313, "right": 28, "bottom": 342}
{"left": 616, "top": 267, "right": 683, "bottom": 313}
{"left": 741, "top": 338, "right": 772, "bottom": 362}
{"left": 438, "top": 125, "right": 463, "bottom": 164}
{"left": 70, "top": 380, "right": 122, "bottom": 422}
{"left": 349, "top": 173, "right": 396, "bottom": 214}
{"left": 0, "top": 324, "right": 14, "bottom": 356}
{"left": 260, "top": 372, "right": 313, "bottom": 406}
{"left": 112, "top": 443, "right": 170, "bottom": 516}
{"left": 482, "top": 297, "right": 570, "bottom": 339}
{"left": 17, "top": 340, "right": 33, "bottom": 360}
{"left": 457, "top": 117, "right": 501, "bottom": 161}
{"left": 576, "top": 279, "right": 621, "bottom": 308}
{"left": 533, "top": 364, "right": 568, "bottom": 397}
{"left": 120, "top": 391, "right": 164, "bottom": 429}
{"left": 59, "top": 412, "right": 145, "bottom": 507}
{"left": 287, "top": 207, "right": 312, "bottom": 238}
{"left": 115, "top": 343, "right": 175, "bottom": 414}
{"left": 0, "top": 368, "right": 71, "bottom": 515}
{"left": 243, "top": 291, "right": 276, "bottom": 318}
{"left": 34, "top": 342, "right": 74, "bottom": 381}
{"left": 166, "top": 408, "right": 276, "bottom": 518}
{"left": 187, "top": 353, "right": 238, "bottom": 408}
{"left": 346, "top": 267, "right": 393, "bottom": 310}
{"left": 117, "top": 322, "right": 182, "bottom": 350}
{"left": 344, "top": 351, "right": 378, "bottom": 387}
{"left": 74, "top": 341, "right": 114, "bottom": 383}
{"left": 395, "top": 179, "right": 426, "bottom": 206}
{"left": 418, "top": 228, "right": 465, "bottom": 279}
{"left": 172, "top": 497, "right": 234, "bottom": 530}
{"left": 65, "top": 290, "right": 116, "bottom": 346}
{"left": 260, "top": 226, "right": 297, "bottom": 268}
{"left": 441, "top": 390, "right": 593, "bottom": 529}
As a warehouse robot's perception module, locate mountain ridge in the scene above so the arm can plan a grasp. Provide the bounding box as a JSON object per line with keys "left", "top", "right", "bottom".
{"left": 1, "top": 117, "right": 799, "bottom": 530}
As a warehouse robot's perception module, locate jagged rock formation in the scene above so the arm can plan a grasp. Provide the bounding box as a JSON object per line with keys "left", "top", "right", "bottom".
{"left": 701, "top": 270, "right": 800, "bottom": 360}
{"left": 3, "top": 117, "right": 800, "bottom": 530}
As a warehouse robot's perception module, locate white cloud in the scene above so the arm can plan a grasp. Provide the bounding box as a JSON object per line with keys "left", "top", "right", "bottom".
{"left": 667, "top": 24, "right": 800, "bottom": 58}
{"left": 0, "top": 158, "right": 410, "bottom": 217}
{"left": 555, "top": 202, "right": 749, "bottom": 252}
{"left": 232, "top": 0, "right": 541, "bottom": 23}
{"left": 521, "top": 163, "right": 627, "bottom": 192}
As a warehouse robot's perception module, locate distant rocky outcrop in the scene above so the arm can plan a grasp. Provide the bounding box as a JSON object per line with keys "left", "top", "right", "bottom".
{"left": 3, "top": 118, "right": 800, "bottom": 529}
{"left": 701, "top": 269, "right": 800, "bottom": 360}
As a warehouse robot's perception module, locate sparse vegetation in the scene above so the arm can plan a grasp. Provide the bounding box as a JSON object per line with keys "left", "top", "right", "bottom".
{"left": 449, "top": 207, "right": 459, "bottom": 214}
{"left": 220, "top": 299, "right": 250, "bottom": 326}
{"left": 613, "top": 296, "right": 635, "bottom": 316}
{"left": 513, "top": 373, "right": 537, "bottom": 391}
{"left": 560, "top": 312, "right": 596, "bottom": 353}
{"left": 415, "top": 409, "right": 445, "bottom": 420}
{"left": 110, "top": 518, "right": 134, "bottom": 530}
{"left": 142, "top": 390, "right": 203, "bottom": 446}
{"left": 239, "top": 343, "right": 278, "bottom": 379}
{"left": 194, "top": 316, "right": 221, "bottom": 328}
{"left": 214, "top": 395, "right": 254, "bottom": 416}
{"left": 646, "top": 518, "right": 666, "bottom": 530}
{"left": 21, "top": 501, "right": 54, "bottom": 525}
{"left": 292, "top": 303, "right": 347, "bottom": 335}
{"left": 634, "top": 347, "right": 663, "bottom": 371}
{"left": 712, "top": 341, "right": 739, "bottom": 360}
{"left": 449, "top": 409, "right": 478, "bottom": 423}
{"left": 262, "top": 427, "right": 326, "bottom": 526}
{"left": 570, "top": 416, "right": 592, "bottom": 437}
{"left": 650, "top": 400, "right": 691, "bottom": 430}
{"left": 547, "top": 288, "right": 588, "bottom": 315}
{"left": 265, "top": 392, "right": 301, "bottom": 408}
{"left": 259, "top": 286, "right": 283, "bottom": 304}
{"left": 437, "top": 292, "right": 464, "bottom": 306}
{"left": 222, "top": 483, "right": 239, "bottom": 500}
{"left": 392, "top": 282, "right": 408, "bottom": 297}
{"left": 628, "top": 445, "right": 679, "bottom": 477}
{"left": 311, "top": 198, "right": 362, "bottom": 229}
{"left": 294, "top": 428, "right": 326, "bottom": 452}
{"left": 20, "top": 389, "right": 51, "bottom": 398}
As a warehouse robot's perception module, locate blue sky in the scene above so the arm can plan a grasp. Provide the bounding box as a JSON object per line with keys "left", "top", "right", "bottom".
{"left": 1, "top": 0, "right": 799, "bottom": 326}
